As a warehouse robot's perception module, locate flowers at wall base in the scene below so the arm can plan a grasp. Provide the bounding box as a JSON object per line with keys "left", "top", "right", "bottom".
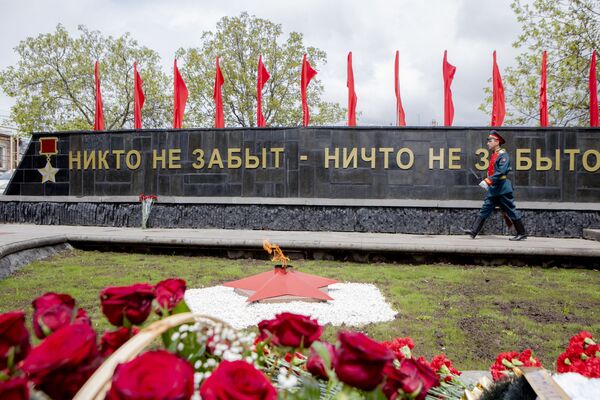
{"left": 489, "top": 349, "right": 542, "bottom": 381}
{"left": 556, "top": 331, "right": 599, "bottom": 378}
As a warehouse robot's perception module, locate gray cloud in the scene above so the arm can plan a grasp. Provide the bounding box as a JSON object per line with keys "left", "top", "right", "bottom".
{"left": 0, "top": 0, "right": 523, "bottom": 129}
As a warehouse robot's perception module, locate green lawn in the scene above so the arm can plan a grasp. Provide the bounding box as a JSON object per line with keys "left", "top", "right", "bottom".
{"left": 1, "top": 249, "right": 598, "bottom": 370}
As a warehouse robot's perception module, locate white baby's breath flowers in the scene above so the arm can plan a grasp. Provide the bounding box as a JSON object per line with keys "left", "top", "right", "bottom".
{"left": 171, "top": 332, "right": 180, "bottom": 341}
{"left": 277, "top": 369, "right": 298, "bottom": 390}
{"left": 193, "top": 372, "right": 203, "bottom": 387}
{"left": 222, "top": 350, "right": 243, "bottom": 361}
{"left": 204, "top": 358, "right": 217, "bottom": 368}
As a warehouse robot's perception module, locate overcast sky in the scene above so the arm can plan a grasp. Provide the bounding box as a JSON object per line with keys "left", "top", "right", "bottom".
{"left": 0, "top": 0, "right": 522, "bottom": 129}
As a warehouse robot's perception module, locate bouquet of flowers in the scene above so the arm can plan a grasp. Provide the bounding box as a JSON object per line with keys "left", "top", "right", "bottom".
{"left": 0, "top": 279, "right": 468, "bottom": 400}
{"left": 556, "top": 331, "right": 600, "bottom": 378}
{"left": 138, "top": 194, "right": 157, "bottom": 229}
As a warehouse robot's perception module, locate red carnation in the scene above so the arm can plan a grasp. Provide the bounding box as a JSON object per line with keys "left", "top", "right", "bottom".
{"left": 22, "top": 323, "right": 100, "bottom": 399}
{"left": 258, "top": 312, "right": 323, "bottom": 348}
{"left": 430, "top": 354, "right": 461, "bottom": 382}
{"left": 154, "top": 278, "right": 186, "bottom": 313}
{"left": 106, "top": 350, "right": 194, "bottom": 400}
{"left": 568, "top": 331, "right": 594, "bottom": 348}
{"left": 0, "top": 377, "right": 29, "bottom": 400}
{"left": 0, "top": 311, "right": 30, "bottom": 370}
{"left": 200, "top": 360, "right": 277, "bottom": 400}
{"left": 100, "top": 327, "right": 140, "bottom": 358}
{"left": 383, "top": 358, "right": 439, "bottom": 400}
{"left": 334, "top": 331, "right": 394, "bottom": 391}
{"left": 100, "top": 283, "right": 155, "bottom": 326}
{"left": 490, "top": 349, "right": 541, "bottom": 381}
{"left": 382, "top": 337, "right": 415, "bottom": 361}
{"left": 307, "top": 341, "right": 336, "bottom": 380}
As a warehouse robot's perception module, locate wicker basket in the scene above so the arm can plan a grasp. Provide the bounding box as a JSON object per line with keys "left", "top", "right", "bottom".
{"left": 73, "top": 312, "right": 228, "bottom": 400}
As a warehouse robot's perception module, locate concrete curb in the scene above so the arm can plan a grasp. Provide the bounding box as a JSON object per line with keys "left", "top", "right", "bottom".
{"left": 583, "top": 229, "right": 600, "bottom": 242}
{"left": 0, "top": 235, "right": 67, "bottom": 258}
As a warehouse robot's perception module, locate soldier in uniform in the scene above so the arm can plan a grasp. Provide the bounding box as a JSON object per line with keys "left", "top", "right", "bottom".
{"left": 463, "top": 130, "right": 527, "bottom": 241}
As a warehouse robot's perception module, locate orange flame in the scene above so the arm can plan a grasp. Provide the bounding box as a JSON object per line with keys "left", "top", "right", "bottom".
{"left": 263, "top": 239, "right": 290, "bottom": 268}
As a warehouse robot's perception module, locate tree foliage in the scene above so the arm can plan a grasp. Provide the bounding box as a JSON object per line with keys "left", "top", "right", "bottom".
{"left": 0, "top": 25, "right": 170, "bottom": 132}
{"left": 480, "top": 0, "right": 600, "bottom": 126}
{"left": 176, "top": 12, "right": 345, "bottom": 128}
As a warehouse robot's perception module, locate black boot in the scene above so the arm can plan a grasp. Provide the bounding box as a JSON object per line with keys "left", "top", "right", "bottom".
{"left": 462, "top": 216, "right": 485, "bottom": 239}
{"left": 510, "top": 219, "right": 527, "bottom": 241}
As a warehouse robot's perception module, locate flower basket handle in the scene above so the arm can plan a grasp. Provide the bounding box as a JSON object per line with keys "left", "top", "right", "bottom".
{"left": 74, "top": 313, "right": 229, "bottom": 400}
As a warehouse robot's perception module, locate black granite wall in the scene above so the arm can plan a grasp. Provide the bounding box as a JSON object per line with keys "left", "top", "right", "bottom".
{"left": 0, "top": 201, "right": 598, "bottom": 238}
{"left": 5, "top": 127, "right": 600, "bottom": 201}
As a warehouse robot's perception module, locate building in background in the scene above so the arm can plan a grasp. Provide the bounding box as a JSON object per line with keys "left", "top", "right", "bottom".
{"left": 0, "top": 130, "right": 23, "bottom": 172}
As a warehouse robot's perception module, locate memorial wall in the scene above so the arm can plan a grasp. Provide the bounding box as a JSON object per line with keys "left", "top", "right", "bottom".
{"left": 1, "top": 127, "right": 599, "bottom": 237}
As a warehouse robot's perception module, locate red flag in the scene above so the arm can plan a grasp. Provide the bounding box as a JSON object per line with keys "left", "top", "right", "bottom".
{"left": 347, "top": 51, "right": 357, "bottom": 127}
{"left": 173, "top": 59, "right": 188, "bottom": 129}
{"left": 256, "top": 55, "right": 270, "bottom": 127}
{"left": 94, "top": 61, "right": 104, "bottom": 131}
{"left": 491, "top": 51, "right": 506, "bottom": 126}
{"left": 540, "top": 51, "right": 548, "bottom": 127}
{"left": 133, "top": 62, "right": 145, "bottom": 129}
{"left": 590, "top": 50, "right": 599, "bottom": 127}
{"left": 301, "top": 54, "right": 317, "bottom": 127}
{"left": 214, "top": 56, "right": 225, "bottom": 128}
{"left": 394, "top": 51, "right": 406, "bottom": 127}
{"left": 442, "top": 50, "right": 456, "bottom": 126}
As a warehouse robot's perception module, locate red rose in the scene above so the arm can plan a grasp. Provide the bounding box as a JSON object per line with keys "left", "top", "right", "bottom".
{"left": 100, "top": 327, "right": 140, "bottom": 358}
{"left": 334, "top": 331, "right": 394, "bottom": 391}
{"left": 383, "top": 358, "right": 439, "bottom": 400}
{"left": 0, "top": 377, "right": 29, "bottom": 400}
{"left": 22, "top": 323, "right": 99, "bottom": 399}
{"left": 0, "top": 311, "right": 30, "bottom": 370}
{"left": 154, "top": 278, "right": 187, "bottom": 313}
{"left": 100, "top": 283, "right": 155, "bottom": 326}
{"left": 200, "top": 360, "right": 277, "bottom": 400}
{"left": 258, "top": 312, "right": 322, "bottom": 348}
{"left": 32, "top": 293, "right": 75, "bottom": 338}
{"left": 75, "top": 307, "right": 92, "bottom": 325}
{"left": 307, "top": 342, "right": 336, "bottom": 380}
{"left": 106, "top": 350, "right": 194, "bottom": 400}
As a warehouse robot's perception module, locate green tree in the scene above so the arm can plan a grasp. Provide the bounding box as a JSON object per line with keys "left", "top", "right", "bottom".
{"left": 176, "top": 12, "right": 345, "bottom": 127}
{"left": 0, "top": 24, "right": 170, "bottom": 132}
{"left": 480, "top": 0, "right": 600, "bottom": 126}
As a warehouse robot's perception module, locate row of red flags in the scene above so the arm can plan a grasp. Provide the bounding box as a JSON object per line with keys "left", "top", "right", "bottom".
{"left": 93, "top": 50, "right": 600, "bottom": 131}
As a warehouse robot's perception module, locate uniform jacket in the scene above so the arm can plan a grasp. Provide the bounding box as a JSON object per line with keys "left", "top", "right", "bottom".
{"left": 484, "top": 148, "right": 513, "bottom": 196}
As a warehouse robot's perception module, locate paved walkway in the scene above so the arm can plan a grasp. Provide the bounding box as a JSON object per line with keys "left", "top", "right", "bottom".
{"left": 1, "top": 223, "right": 600, "bottom": 260}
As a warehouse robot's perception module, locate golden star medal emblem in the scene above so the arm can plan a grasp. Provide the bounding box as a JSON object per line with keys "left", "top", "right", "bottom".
{"left": 38, "top": 137, "right": 59, "bottom": 183}
{"left": 38, "top": 161, "right": 59, "bottom": 183}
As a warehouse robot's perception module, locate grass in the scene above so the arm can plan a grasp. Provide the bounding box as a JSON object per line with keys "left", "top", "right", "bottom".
{"left": 0, "top": 249, "right": 598, "bottom": 370}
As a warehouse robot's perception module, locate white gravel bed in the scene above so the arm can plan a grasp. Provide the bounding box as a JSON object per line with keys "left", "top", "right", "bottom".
{"left": 184, "top": 283, "right": 397, "bottom": 330}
